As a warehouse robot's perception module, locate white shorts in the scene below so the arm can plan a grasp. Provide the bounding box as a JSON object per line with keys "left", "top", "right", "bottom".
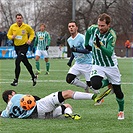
{"left": 35, "top": 50, "right": 49, "bottom": 59}
{"left": 68, "top": 63, "right": 92, "bottom": 81}
{"left": 90, "top": 65, "right": 121, "bottom": 85}
{"left": 37, "top": 92, "right": 63, "bottom": 119}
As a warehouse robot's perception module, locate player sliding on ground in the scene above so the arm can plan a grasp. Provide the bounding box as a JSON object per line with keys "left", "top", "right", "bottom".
{"left": 0, "top": 90, "right": 97, "bottom": 120}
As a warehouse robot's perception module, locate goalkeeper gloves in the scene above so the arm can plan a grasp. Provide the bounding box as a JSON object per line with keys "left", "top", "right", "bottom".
{"left": 46, "top": 46, "right": 49, "bottom": 50}
{"left": 95, "top": 34, "right": 101, "bottom": 48}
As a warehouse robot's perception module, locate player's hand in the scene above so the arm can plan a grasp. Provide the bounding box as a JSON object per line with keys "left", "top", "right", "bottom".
{"left": 67, "top": 62, "right": 72, "bottom": 67}
{"left": 46, "top": 46, "right": 49, "bottom": 50}
{"left": 71, "top": 46, "right": 77, "bottom": 52}
{"left": 12, "top": 35, "right": 16, "bottom": 39}
{"left": 27, "top": 40, "right": 31, "bottom": 45}
{"left": 95, "top": 34, "right": 101, "bottom": 48}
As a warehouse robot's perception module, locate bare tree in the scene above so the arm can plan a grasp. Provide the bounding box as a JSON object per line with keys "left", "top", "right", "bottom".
{"left": 0, "top": 0, "right": 132, "bottom": 47}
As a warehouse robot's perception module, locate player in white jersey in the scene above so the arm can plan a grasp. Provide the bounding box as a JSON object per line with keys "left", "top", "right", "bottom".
{"left": 66, "top": 21, "right": 99, "bottom": 94}
{"left": 34, "top": 23, "right": 51, "bottom": 75}
{"left": 1, "top": 90, "right": 97, "bottom": 119}
{"left": 85, "top": 13, "right": 124, "bottom": 120}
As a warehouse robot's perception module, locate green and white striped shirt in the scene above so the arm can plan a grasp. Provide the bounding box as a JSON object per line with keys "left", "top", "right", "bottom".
{"left": 85, "top": 25, "right": 118, "bottom": 67}
{"left": 34, "top": 31, "right": 51, "bottom": 50}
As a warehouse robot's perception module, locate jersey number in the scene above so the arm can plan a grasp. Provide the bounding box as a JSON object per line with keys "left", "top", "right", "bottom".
{"left": 91, "top": 70, "right": 97, "bottom": 76}
{"left": 9, "top": 106, "right": 24, "bottom": 118}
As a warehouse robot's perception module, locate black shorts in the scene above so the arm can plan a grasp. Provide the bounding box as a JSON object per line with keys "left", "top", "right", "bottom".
{"left": 28, "top": 106, "right": 38, "bottom": 119}
{"left": 15, "top": 44, "right": 28, "bottom": 55}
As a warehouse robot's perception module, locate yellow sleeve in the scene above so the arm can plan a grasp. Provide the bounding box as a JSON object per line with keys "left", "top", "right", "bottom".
{"left": 7, "top": 25, "right": 13, "bottom": 40}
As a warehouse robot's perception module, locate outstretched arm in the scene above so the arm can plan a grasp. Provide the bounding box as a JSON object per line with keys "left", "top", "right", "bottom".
{"left": 71, "top": 46, "right": 91, "bottom": 54}
{"left": 33, "top": 95, "right": 41, "bottom": 101}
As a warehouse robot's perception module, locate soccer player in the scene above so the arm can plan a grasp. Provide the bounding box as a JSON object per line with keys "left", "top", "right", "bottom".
{"left": 34, "top": 23, "right": 51, "bottom": 75}
{"left": 66, "top": 21, "right": 99, "bottom": 94}
{"left": 0, "top": 89, "right": 97, "bottom": 119}
{"left": 7, "top": 13, "right": 37, "bottom": 86}
{"left": 85, "top": 13, "right": 124, "bottom": 120}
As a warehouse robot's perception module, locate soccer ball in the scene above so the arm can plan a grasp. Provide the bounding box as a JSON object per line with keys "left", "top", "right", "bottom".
{"left": 20, "top": 95, "right": 36, "bottom": 110}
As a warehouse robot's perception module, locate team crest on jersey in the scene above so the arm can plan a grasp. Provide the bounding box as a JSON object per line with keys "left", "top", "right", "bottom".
{"left": 22, "top": 30, "right": 25, "bottom": 34}
{"left": 39, "top": 36, "right": 44, "bottom": 40}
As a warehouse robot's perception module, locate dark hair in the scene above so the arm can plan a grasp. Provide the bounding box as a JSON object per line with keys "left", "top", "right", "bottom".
{"left": 0, "top": 111, "right": 2, "bottom": 115}
{"left": 16, "top": 13, "right": 23, "bottom": 18}
{"left": 68, "top": 20, "right": 78, "bottom": 27}
{"left": 98, "top": 13, "right": 111, "bottom": 25}
{"left": 2, "top": 90, "right": 16, "bottom": 103}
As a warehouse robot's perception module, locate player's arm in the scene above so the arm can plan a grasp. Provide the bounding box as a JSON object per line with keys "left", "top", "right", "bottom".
{"left": 33, "top": 34, "right": 38, "bottom": 47}
{"left": 67, "top": 52, "right": 74, "bottom": 67}
{"left": 95, "top": 34, "right": 114, "bottom": 57}
{"left": 7, "top": 26, "right": 14, "bottom": 40}
{"left": 100, "top": 42, "right": 114, "bottom": 57}
{"left": 84, "top": 28, "right": 93, "bottom": 51}
{"left": 0, "top": 110, "right": 9, "bottom": 118}
{"left": 33, "top": 95, "right": 41, "bottom": 101}
{"left": 46, "top": 32, "right": 51, "bottom": 50}
{"left": 47, "top": 32, "right": 51, "bottom": 46}
{"left": 71, "top": 46, "right": 90, "bottom": 54}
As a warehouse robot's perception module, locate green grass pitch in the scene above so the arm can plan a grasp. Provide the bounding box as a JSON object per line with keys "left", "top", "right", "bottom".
{"left": 0, "top": 58, "right": 132, "bottom": 133}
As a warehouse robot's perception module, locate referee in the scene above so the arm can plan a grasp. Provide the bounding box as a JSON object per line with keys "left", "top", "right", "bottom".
{"left": 7, "top": 13, "right": 37, "bottom": 86}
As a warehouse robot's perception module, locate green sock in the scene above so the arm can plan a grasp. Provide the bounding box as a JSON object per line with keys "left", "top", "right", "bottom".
{"left": 46, "top": 62, "right": 50, "bottom": 72}
{"left": 116, "top": 97, "right": 124, "bottom": 111}
{"left": 36, "top": 61, "right": 40, "bottom": 71}
{"left": 101, "top": 79, "right": 109, "bottom": 88}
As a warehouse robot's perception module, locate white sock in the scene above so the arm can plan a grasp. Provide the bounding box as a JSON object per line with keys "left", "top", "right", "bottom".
{"left": 64, "top": 107, "right": 73, "bottom": 115}
{"left": 72, "top": 78, "right": 88, "bottom": 90}
{"left": 72, "top": 91, "right": 94, "bottom": 100}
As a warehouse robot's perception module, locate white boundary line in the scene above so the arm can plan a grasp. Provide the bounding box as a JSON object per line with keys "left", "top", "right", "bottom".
{"left": 0, "top": 80, "right": 132, "bottom": 84}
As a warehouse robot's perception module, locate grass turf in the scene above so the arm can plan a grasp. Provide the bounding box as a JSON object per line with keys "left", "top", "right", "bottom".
{"left": 0, "top": 58, "right": 132, "bottom": 133}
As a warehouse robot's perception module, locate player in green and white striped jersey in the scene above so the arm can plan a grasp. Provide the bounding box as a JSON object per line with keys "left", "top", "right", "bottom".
{"left": 34, "top": 23, "right": 51, "bottom": 75}
{"left": 85, "top": 13, "right": 124, "bottom": 120}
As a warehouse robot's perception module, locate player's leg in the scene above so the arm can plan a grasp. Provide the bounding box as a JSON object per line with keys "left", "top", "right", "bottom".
{"left": 108, "top": 66, "right": 124, "bottom": 120}
{"left": 45, "top": 58, "right": 50, "bottom": 75}
{"left": 86, "top": 81, "right": 100, "bottom": 94}
{"left": 43, "top": 50, "right": 50, "bottom": 75}
{"left": 112, "top": 84, "right": 124, "bottom": 120}
{"left": 61, "top": 90, "right": 97, "bottom": 100}
{"left": 95, "top": 66, "right": 124, "bottom": 119}
{"left": 11, "top": 46, "right": 23, "bottom": 86}
{"left": 66, "top": 64, "right": 88, "bottom": 91}
{"left": 37, "top": 91, "right": 96, "bottom": 119}
{"left": 52, "top": 103, "right": 81, "bottom": 120}
{"left": 35, "top": 56, "right": 41, "bottom": 75}
{"left": 91, "top": 75, "right": 103, "bottom": 89}
{"left": 90, "top": 65, "right": 112, "bottom": 103}
{"left": 53, "top": 104, "right": 72, "bottom": 118}
{"left": 66, "top": 73, "right": 88, "bottom": 91}
{"left": 35, "top": 50, "right": 41, "bottom": 75}
{"left": 83, "top": 64, "right": 100, "bottom": 94}
{"left": 22, "top": 56, "right": 37, "bottom": 86}
{"left": 91, "top": 76, "right": 112, "bottom": 103}
{"left": 37, "top": 92, "right": 72, "bottom": 118}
